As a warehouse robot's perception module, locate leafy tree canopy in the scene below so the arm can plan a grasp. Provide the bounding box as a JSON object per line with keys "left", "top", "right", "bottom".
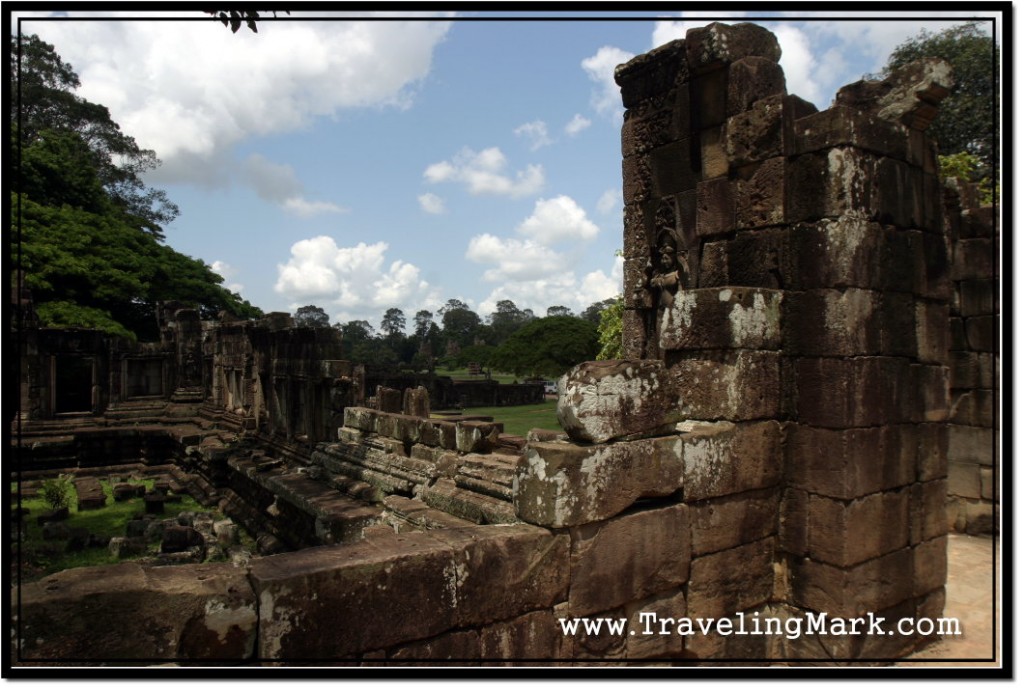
{"left": 492, "top": 316, "right": 599, "bottom": 380}
{"left": 12, "top": 35, "right": 260, "bottom": 340}
{"left": 880, "top": 21, "right": 997, "bottom": 177}
{"left": 12, "top": 34, "right": 179, "bottom": 238}
{"left": 581, "top": 297, "right": 620, "bottom": 324}
{"left": 380, "top": 307, "right": 406, "bottom": 338}
{"left": 294, "top": 305, "right": 330, "bottom": 328}
{"left": 15, "top": 195, "right": 261, "bottom": 340}
{"left": 596, "top": 296, "right": 624, "bottom": 360}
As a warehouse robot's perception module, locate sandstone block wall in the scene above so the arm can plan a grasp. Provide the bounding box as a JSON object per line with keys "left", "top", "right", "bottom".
{"left": 13, "top": 22, "right": 999, "bottom": 667}
{"left": 944, "top": 180, "right": 999, "bottom": 534}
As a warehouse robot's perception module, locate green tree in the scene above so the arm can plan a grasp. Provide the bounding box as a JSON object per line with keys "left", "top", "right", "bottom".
{"left": 879, "top": 21, "right": 997, "bottom": 181}
{"left": 439, "top": 299, "right": 481, "bottom": 347}
{"left": 492, "top": 316, "right": 599, "bottom": 379}
{"left": 596, "top": 296, "right": 624, "bottom": 360}
{"left": 294, "top": 305, "right": 330, "bottom": 328}
{"left": 546, "top": 305, "right": 574, "bottom": 318}
{"left": 581, "top": 297, "right": 619, "bottom": 324}
{"left": 380, "top": 307, "right": 406, "bottom": 338}
{"left": 12, "top": 35, "right": 259, "bottom": 339}
{"left": 12, "top": 34, "right": 179, "bottom": 238}
{"left": 487, "top": 299, "right": 533, "bottom": 345}
{"left": 15, "top": 195, "right": 260, "bottom": 340}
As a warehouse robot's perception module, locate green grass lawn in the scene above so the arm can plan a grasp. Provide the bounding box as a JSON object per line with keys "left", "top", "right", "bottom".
{"left": 11, "top": 477, "right": 212, "bottom": 579}
{"left": 455, "top": 399, "right": 561, "bottom": 438}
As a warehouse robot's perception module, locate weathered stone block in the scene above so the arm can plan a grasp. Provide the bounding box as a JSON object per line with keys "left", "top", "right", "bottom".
{"left": 915, "top": 300, "right": 950, "bottom": 364}
{"left": 793, "top": 357, "right": 945, "bottom": 428}
{"left": 696, "top": 176, "right": 735, "bottom": 238}
{"left": 479, "top": 609, "right": 572, "bottom": 662}
{"left": 725, "top": 94, "right": 785, "bottom": 166}
{"left": 678, "top": 420, "right": 782, "bottom": 501}
{"left": 785, "top": 153, "right": 828, "bottom": 223}
{"left": 251, "top": 532, "right": 455, "bottom": 658}
{"left": 623, "top": 590, "right": 689, "bottom": 659}
{"left": 376, "top": 386, "right": 402, "bottom": 413}
{"left": 623, "top": 256, "right": 654, "bottom": 310}
{"left": 402, "top": 386, "right": 430, "bottom": 418}
{"left": 650, "top": 139, "right": 697, "bottom": 196}
{"left": 688, "top": 537, "right": 774, "bottom": 619}
{"left": 431, "top": 525, "right": 570, "bottom": 628}
{"left": 660, "top": 287, "right": 782, "bottom": 351}
{"left": 623, "top": 152, "right": 652, "bottom": 204}
{"left": 910, "top": 479, "right": 948, "bottom": 544}
{"left": 615, "top": 39, "right": 687, "bottom": 108}
{"left": 621, "top": 309, "right": 648, "bottom": 360}
{"left": 912, "top": 536, "right": 947, "bottom": 597}
{"left": 668, "top": 351, "right": 782, "bottom": 421}
{"left": 419, "top": 478, "right": 517, "bottom": 525}
{"left": 948, "top": 424, "right": 994, "bottom": 466}
{"left": 958, "top": 278, "right": 996, "bottom": 317}
{"left": 689, "top": 487, "right": 777, "bottom": 556}
{"left": 952, "top": 237, "right": 995, "bottom": 280}
{"left": 557, "top": 359, "right": 682, "bottom": 444}
{"left": 823, "top": 147, "right": 876, "bottom": 217}
{"left": 343, "top": 406, "right": 377, "bottom": 433}
{"left": 965, "top": 315, "right": 995, "bottom": 352}
{"left": 455, "top": 420, "right": 502, "bottom": 453}
{"left": 789, "top": 548, "right": 914, "bottom": 618}
{"left": 621, "top": 104, "right": 673, "bottom": 159}
{"left": 389, "top": 629, "right": 481, "bottom": 662}
{"left": 736, "top": 157, "right": 786, "bottom": 229}
{"left": 727, "top": 56, "right": 786, "bottom": 115}
{"left": 779, "top": 487, "right": 808, "bottom": 556}
{"left": 805, "top": 489, "right": 910, "bottom": 567}
{"left": 15, "top": 562, "right": 256, "bottom": 661}
{"left": 791, "top": 105, "right": 907, "bottom": 159}
{"left": 782, "top": 289, "right": 917, "bottom": 357}
{"left": 947, "top": 462, "right": 981, "bottom": 499}
{"left": 514, "top": 435, "right": 684, "bottom": 528}
{"left": 690, "top": 68, "right": 728, "bottom": 127}
{"left": 700, "top": 126, "right": 728, "bottom": 178}
{"left": 960, "top": 206, "right": 996, "bottom": 238}
{"left": 834, "top": 58, "right": 952, "bottom": 131}
{"left": 685, "top": 22, "right": 782, "bottom": 73}
{"left": 568, "top": 503, "right": 690, "bottom": 616}
{"left": 785, "top": 424, "right": 918, "bottom": 499}
{"left": 946, "top": 389, "right": 995, "bottom": 427}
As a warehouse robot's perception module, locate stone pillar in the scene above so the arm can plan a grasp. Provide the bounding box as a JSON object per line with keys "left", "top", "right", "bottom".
{"left": 614, "top": 23, "right": 954, "bottom": 659}
{"left": 944, "top": 180, "right": 998, "bottom": 534}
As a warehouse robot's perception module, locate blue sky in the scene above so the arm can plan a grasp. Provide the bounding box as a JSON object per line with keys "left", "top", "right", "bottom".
{"left": 15, "top": 9, "right": 999, "bottom": 332}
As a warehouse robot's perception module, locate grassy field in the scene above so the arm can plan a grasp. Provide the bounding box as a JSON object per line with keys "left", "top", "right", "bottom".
{"left": 12, "top": 477, "right": 215, "bottom": 579}
{"left": 454, "top": 399, "right": 561, "bottom": 438}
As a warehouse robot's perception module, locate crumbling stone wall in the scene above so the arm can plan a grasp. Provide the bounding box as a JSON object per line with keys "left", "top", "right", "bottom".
{"left": 13, "top": 23, "right": 998, "bottom": 666}
{"left": 944, "top": 180, "right": 998, "bottom": 533}
{"left": 608, "top": 22, "right": 953, "bottom": 659}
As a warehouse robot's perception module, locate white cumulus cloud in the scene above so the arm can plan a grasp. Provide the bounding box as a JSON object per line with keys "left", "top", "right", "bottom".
{"left": 418, "top": 192, "right": 446, "bottom": 214}
{"left": 514, "top": 120, "right": 553, "bottom": 150}
{"left": 211, "top": 260, "right": 244, "bottom": 295}
{"left": 582, "top": 46, "right": 635, "bottom": 119}
{"left": 274, "top": 236, "right": 441, "bottom": 324}
{"left": 564, "top": 113, "right": 592, "bottom": 136}
{"left": 241, "top": 154, "right": 345, "bottom": 217}
{"left": 21, "top": 14, "right": 452, "bottom": 186}
{"left": 516, "top": 196, "right": 599, "bottom": 244}
{"left": 596, "top": 188, "right": 621, "bottom": 215}
{"left": 423, "top": 147, "right": 545, "bottom": 198}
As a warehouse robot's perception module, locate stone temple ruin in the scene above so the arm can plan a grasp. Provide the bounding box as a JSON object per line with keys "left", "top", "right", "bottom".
{"left": 11, "top": 23, "right": 998, "bottom": 664}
